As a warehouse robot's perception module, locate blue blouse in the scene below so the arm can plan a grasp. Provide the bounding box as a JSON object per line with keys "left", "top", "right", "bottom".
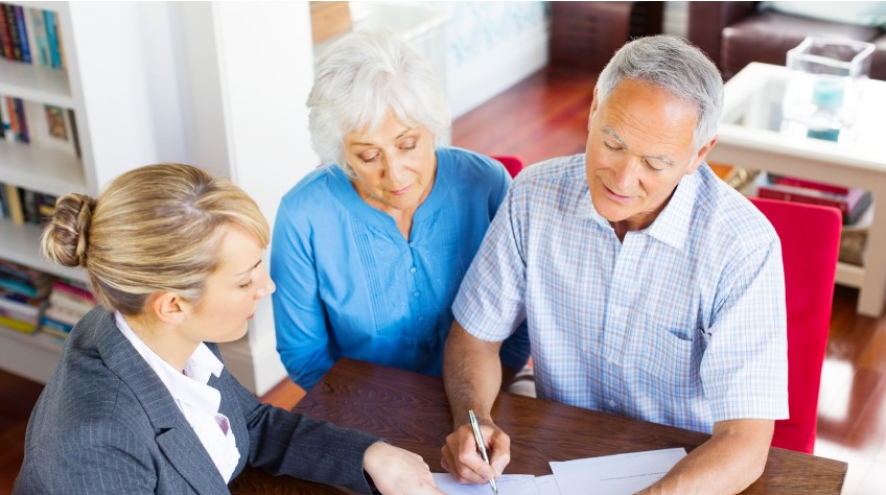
{"left": 271, "top": 147, "right": 530, "bottom": 389}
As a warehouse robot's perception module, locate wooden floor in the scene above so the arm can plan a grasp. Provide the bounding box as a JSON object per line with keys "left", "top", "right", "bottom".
{"left": 1, "top": 66, "right": 885, "bottom": 494}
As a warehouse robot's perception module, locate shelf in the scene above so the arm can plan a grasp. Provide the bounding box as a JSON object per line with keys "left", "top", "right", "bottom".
{"left": 0, "top": 328, "right": 64, "bottom": 383}
{"left": 0, "top": 58, "right": 74, "bottom": 109}
{"left": 0, "top": 218, "right": 87, "bottom": 282}
{"left": 0, "top": 140, "right": 86, "bottom": 196}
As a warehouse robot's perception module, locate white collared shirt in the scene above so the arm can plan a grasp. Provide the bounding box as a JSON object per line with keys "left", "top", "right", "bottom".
{"left": 453, "top": 155, "right": 788, "bottom": 434}
{"left": 115, "top": 312, "right": 241, "bottom": 482}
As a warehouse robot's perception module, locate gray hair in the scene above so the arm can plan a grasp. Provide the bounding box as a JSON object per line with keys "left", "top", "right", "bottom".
{"left": 307, "top": 28, "right": 450, "bottom": 178}
{"left": 596, "top": 35, "right": 723, "bottom": 150}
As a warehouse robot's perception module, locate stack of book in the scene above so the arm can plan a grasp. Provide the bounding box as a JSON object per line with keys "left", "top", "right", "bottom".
{"left": 41, "top": 279, "right": 95, "bottom": 338}
{"left": 758, "top": 174, "right": 872, "bottom": 225}
{"left": 0, "top": 3, "right": 66, "bottom": 69}
{"left": 0, "top": 259, "right": 53, "bottom": 334}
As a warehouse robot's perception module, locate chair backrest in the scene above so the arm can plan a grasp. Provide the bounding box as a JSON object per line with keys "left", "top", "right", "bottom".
{"left": 491, "top": 155, "right": 524, "bottom": 178}
{"left": 749, "top": 197, "right": 842, "bottom": 454}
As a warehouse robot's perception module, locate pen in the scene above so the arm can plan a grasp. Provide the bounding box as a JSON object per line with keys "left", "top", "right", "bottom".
{"left": 468, "top": 409, "right": 499, "bottom": 495}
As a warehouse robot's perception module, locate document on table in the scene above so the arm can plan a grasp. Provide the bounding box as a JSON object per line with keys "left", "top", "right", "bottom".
{"left": 549, "top": 447, "right": 687, "bottom": 495}
{"left": 532, "top": 475, "right": 562, "bottom": 495}
{"left": 432, "top": 473, "right": 540, "bottom": 495}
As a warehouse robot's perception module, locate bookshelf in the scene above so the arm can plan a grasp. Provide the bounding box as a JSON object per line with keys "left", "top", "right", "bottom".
{"left": 1, "top": 2, "right": 318, "bottom": 394}
{"left": 1, "top": 1, "right": 185, "bottom": 383}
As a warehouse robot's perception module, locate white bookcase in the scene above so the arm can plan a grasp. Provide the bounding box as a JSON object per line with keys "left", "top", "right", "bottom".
{"left": 0, "top": 2, "right": 318, "bottom": 395}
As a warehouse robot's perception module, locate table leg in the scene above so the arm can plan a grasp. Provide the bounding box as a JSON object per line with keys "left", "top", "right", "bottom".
{"left": 857, "top": 181, "right": 886, "bottom": 317}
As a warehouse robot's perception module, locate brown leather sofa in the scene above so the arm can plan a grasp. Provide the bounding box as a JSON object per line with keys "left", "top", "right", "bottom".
{"left": 687, "top": 2, "right": 886, "bottom": 81}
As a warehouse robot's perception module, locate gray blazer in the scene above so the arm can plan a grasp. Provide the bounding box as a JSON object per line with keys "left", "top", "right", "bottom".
{"left": 14, "top": 307, "right": 380, "bottom": 494}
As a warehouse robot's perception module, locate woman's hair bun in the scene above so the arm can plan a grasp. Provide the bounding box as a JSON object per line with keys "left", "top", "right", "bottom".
{"left": 40, "top": 193, "right": 97, "bottom": 268}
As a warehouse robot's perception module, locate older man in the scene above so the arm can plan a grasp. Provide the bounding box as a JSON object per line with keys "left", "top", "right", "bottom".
{"left": 440, "top": 36, "right": 787, "bottom": 495}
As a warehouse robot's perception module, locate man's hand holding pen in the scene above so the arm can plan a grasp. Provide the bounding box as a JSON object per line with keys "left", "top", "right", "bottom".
{"left": 440, "top": 410, "right": 511, "bottom": 489}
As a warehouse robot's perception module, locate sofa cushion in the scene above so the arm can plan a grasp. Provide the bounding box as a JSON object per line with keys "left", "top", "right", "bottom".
{"left": 760, "top": 1, "right": 886, "bottom": 29}
{"left": 721, "top": 12, "right": 882, "bottom": 79}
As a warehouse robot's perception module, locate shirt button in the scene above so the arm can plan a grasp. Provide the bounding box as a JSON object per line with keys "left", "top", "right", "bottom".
{"left": 413, "top": 291, "right": 420, "bottom": 298}
{"left": 410, "top": 267, "right": 417, "bottom": 274}
{"left": 418, "top": 316, "right": 425, "bottom": 322}
{"left": 608, "top": 399, "right": 617, "bottom": 408}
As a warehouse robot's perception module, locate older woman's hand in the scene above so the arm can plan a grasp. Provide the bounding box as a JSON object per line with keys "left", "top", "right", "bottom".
{"left": 364, "top": 442, "right": 446, "bottom": 495}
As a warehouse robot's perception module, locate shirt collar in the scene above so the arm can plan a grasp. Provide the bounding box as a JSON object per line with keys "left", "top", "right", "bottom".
{"left": 644, "top": 169, "right": 697, "bottom": 250}
{"left": 580, "top": 163, "right": 699, "bottom": 251}
{"left": 115, "top": 312, "right": 225, "bottom": 414}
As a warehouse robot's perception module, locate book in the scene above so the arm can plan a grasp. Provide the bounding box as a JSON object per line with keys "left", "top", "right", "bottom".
{"left": 48, "top": 288, "right": 95, "bottom": 315}
{"left": 13, "top": 5, "right": 29, "bottom": 63}
{"left": 757, "top": 183, "right": 873, "bottom": 225}
{"left": 0, "top": 5, "right": 13, "bottom": 60}
{"left": 4, "top": 4, "right": 21, "bottom": 61}
{"left": 767, "top": 174, "right": 850, "bottom": 196}
{"left": 4, "top": 183, "right": 24, "bottom": 225}
{"left": 0, "top": 313, "right": 37, "bottom": 333}
{"left": 28, "top": 7, "right": 50, "bottom": 67}
{"left": 40, "top": 317, "right": 72, "bottom": 338}
{"left": 42, "top": 9, "right": 60, "bottom": 69}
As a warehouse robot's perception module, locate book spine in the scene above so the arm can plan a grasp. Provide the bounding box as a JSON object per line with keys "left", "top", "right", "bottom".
{"left": 13, "top": 98, "right": 28, "bottom": 143}
{"left": 4, "top": 4, "right": 21, "bottom": 61}
{"left": 22, "top": 5, "right": 38, "bottom": 66}
{"left": 5, "top": 96, "right": 20, "bottom": 141}
{"left": 67, "top": 108, "right": 81, "bottom": 158}
{"left": 42, "top": 9, "right": 60, "bottom": 69}
{"left": 0, "top": 313, "right": 37, "bottom": 333}
{"left": 0, "top": 95, "right": 12, "bottom": 140}
{"left": 0, "top": 5, "right": 12, "bottom": 59}
{"left": 768, "top": 174, "right": 850, "bottom": 195}
{"left": 53, "top": 11, "right": 64, "bottom": 69}
{"left": 757, "top": 186, "right": 849, "bottom": 214}
{"left": 52, "top": 280, "right": 96, "bottom": 302}
{"left": 29, "top": 7, "right": 50, "bottom": 66}
{"left": 0, "top": 181, "right": 8, "bottom": 218}
{"left": 4, "top": 183, "right": 24, "bottom": 225}
{"left": 13, "top": 6, "right": 29, "bottom": 63}
{"left": 844, "top": 191, "right": 873, "bottom": 226}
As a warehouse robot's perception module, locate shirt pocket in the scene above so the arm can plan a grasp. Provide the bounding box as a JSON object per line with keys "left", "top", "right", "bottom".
{"left": 629, "top": 323, "right": 701, "bottom": 399}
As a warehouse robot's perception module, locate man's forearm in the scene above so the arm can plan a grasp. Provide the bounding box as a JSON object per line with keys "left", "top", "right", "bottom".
{"left": 443, "top": 320, "right": 505, "bottom": 427}
{"left": 637, "top": 419, "right": 774, "bottom": 495}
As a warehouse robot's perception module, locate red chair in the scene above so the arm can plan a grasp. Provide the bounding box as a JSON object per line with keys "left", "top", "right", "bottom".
{"left": 749, "top": 197, "right": 842, "bottom": 454}
{"left": 491, "top": 155, "right": 524, "bottom": 178}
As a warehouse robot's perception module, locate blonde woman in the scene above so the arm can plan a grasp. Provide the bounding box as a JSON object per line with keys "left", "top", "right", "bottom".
{"left": 14, "top": 164, "right": 444, "bottom": 495}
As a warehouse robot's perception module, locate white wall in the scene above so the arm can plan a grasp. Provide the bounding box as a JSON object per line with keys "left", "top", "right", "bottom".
{"left": 169, "top": 2, "right": 318, "bottom": 395}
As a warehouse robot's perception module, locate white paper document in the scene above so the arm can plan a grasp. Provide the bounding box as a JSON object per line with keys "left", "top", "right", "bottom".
{"left": 433, "top": 473, "right": 540, "bottom": 495}
{"left": 549, "top": 448, "right": 687, "bottom": 495}
{"left": 532, "top": 475, "right": 562, "bottom": 495}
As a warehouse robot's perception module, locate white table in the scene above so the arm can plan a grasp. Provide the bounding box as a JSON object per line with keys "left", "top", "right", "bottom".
{"left": 710, "top": 63, "right": 886, "bottom": 317}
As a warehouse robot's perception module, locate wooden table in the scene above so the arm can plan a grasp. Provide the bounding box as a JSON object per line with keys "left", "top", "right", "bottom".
{"left": 230, "top": 359, "right": 847, "bottom": 494}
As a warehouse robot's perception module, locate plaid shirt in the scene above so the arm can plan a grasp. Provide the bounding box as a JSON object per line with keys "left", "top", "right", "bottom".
{"left": 453, "top": 154, "right": 788, "bottom": 433}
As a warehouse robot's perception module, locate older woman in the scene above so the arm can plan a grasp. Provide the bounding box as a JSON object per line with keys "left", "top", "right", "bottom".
{"left": 15, "top": 164, "right": 443, "bottom": 495}
{"left": 271, "top": 29, "right": 530, "bottom": 390}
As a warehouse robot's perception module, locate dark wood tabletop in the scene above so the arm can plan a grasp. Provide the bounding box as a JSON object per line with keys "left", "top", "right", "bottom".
{"left": 230, "top": 358, "right": 847, "bottom": 495}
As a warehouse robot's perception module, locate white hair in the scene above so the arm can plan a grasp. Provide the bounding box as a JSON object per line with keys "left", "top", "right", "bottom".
{"left": 307, "top": 28, "right": 451, "bottom": 178}
{"left": 596, "top": 35, "right": 724, "bottom": 150}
